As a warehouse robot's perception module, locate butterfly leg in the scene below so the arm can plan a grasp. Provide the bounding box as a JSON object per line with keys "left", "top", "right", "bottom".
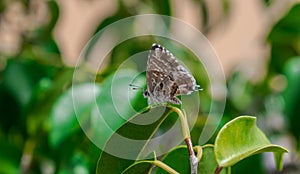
{"left": 168, "top": 97, "right": 182, "bottom": 105}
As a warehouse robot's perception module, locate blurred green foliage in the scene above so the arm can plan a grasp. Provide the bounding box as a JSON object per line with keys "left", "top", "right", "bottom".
{"left": 0, "top": 0, "right": 299, "bottom": 173}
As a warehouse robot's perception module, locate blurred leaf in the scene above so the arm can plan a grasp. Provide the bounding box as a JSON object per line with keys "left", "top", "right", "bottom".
{"left": 0, "top": 85, "right": 22, "bottom": 132}
{"left": 151, "top": 0, "right": 171, "bottom": 16}
{"left": 20, "top": 1, "right": 61, "bottom": 66}
{"left": 228, "top": 72, "right": 253, "bottom": 111}
{"left": 57, "top": 151, "right": 89, "bottom": 174}
{"left": 215, "top": 116, "right": 288, "bottom": 171}
{"left": 45, "top": 1, "right": 60, "bottom": 37}
{"left": 96, "top": 106, "right": 172, "bottom": 174}
{"left": 50, "top": 68, "right": 143, "bottom": 146}
{"left": 50, "top": 83, "right": 101, "bottom": 147}
{"left": 89, "top": 69, "right": 145, "bottom": 148}
{"left": 0, "top": 141, "right": 21, "bottom": 174}
{"left": 3, "top": 60, "right": 35, "bottom": 108}
{"left": 268, "top": 3, "right": 300, "bottom": 73}
{"left": 27, "top": 68, "right": 73, "bottom": 135}
{"left": 0, "top": 1, "right": 4, "bottom": 13}
{"left": 282, "top": 57, "right": 300, "bottom": 141}
{"left": 268, "top": 4, "right": 300, "bottom": 44}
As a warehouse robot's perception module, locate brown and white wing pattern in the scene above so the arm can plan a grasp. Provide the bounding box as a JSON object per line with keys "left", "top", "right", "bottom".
{"left": 143, "top": 43, "right": 199, "bottom": 105}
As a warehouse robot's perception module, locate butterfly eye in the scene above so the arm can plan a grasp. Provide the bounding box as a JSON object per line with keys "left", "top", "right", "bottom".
{"left": 143, "top": 91, "right": 150, "bottom": 97}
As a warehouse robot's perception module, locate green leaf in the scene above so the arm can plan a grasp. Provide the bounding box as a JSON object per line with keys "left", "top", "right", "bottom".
{"left": 122, "top": 161, "right": 153, "bottom": 174}
{"left": 49, "top": 83, "right": 101, "bottom": 147}
{"left": 122, "top": 159, "right": 183, "bottom": 174}
{"left": 3, "top": 60, "right": 35, "bottom": 108}
{"left": 198, "top": 145, "right": 229, "bottom": 174}
{"left": 27, "top": 68, "right": 73, "bottom": 136}
{"left": 58, "top": 151, "right": 90, "bottom": 174}
{"left": 156, "top": 145, "right": 190, "bottom": 174}
{"left": 156, "top": 145, "right": 229, "bottom": 174}
{"left": 267, "top": 4, "right": 300, "bottom": 72}
{"left": 215, "top": 116, "right": 288, "bottom": 170}
{"left": 282, "top": 57, "right": 300, "bottom": 140}
{"left": 96, "top": 106, "right": 172, "bottom": 174}
{"left": 231, "top": 154, "right": 263, "bottom": 174}
{"left": 89, "top": 69, "right": 145, "bottom": 148}
{"left": 50, "top": 68, "right": 142, "bottom": 147}
{"left": 268, "top": 4, "right": 300, "bottom": 44}
{"left": 121, "top": 152, "right": 156, "bottom": 174}
{"left": 0, "top": 141, "right": 21, "bottom": 174}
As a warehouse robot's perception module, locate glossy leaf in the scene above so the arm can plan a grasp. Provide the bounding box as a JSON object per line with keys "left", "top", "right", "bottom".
{"left": 198, "top": 145, "right": 229, "bottom": 174}
{"left": 215, "top": 116, "right": 288, "bottom": 170}
{"left": 50, "top": 68, "right": 142, "bottom": 147}
{"left": 89, "top": 69, "right": 145, "bottom": 148}
{"left": 50, "top": 83, "right": 101, "bottom": 147}
{"left": 121, "top": 152, "right": 156, "bottom": 174}
{"left": 156, "top": 145, "right": 229, "bottom": 174}
{"left": 122, "top": 159, "right": 183, "bottom": 174}
{"left": 96, "top": 106, "right": 173, "bottom": 174}
{"left": 156, "top": 145, "right": 190, "bottom": 174}
{"left": 122, "top": 161, "right": 153, "bottom": 174}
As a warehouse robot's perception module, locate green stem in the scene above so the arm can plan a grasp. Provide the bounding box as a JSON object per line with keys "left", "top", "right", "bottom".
{"left": 152, "top": 160, "right": 180, "bottom": 174}
{"left": 169, "top": 106, "right": 190, "bottom": 139}
{"left": 194, "top": 145, "right": 203, "bottom": 161}
{"left": 169, "top": 106, "right": 198, "bottom": 174}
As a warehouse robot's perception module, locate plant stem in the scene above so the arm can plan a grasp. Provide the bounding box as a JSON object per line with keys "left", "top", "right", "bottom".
{"left": 170, "top": 106, "right": 198, "bottom": 174}
{"left": 185, "top": 138, "right": 199, "bottom": 174}
{"left": 21, "top": 139, "right": 36, "bottom": 173}
{"left": 194, "top": 145, "right": 203, "bottom": 161}
{"left": 214, "top": 166, "right": 223, "bottom": 174}
{"left": 152, "top": 160, "right": 180, "bottom": 174}
{"left": 171, "top": 106, "right": 190, "bottom": 139}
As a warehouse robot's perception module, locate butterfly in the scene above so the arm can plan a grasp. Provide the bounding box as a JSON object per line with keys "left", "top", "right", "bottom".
{"left": 139, "top": 43, "right": 201, "bottom": 105}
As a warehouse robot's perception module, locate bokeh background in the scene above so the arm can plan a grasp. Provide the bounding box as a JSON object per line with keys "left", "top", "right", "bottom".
{"left": 0, "top": 0, "right": 300, "bottom": 173}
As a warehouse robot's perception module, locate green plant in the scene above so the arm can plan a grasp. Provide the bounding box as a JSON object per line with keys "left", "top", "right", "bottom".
{"left": 1, "top": 1, "right": 298, "bottom": 173}
{"left": 94, "top": 103, "right": 287, "bottom": 174}
{"left": 47, "top": 66, "right": 287, "bottom": 174}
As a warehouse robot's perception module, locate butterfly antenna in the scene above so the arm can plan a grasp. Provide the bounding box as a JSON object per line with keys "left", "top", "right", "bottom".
{"left": 129, "top": 84, "right": 144, "bottom": 90}
{"left": 195, "top": 85, "right": 203, "bottom": 91}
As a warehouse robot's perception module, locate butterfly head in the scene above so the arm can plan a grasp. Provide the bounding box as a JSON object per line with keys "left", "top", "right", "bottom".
{"left": 143, "top": 90, "right": 150, "bottom": 98}
{"left": 151, "top": 43, "right": 163, "bottom": 51}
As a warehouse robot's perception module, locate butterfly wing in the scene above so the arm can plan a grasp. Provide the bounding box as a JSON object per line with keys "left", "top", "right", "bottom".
{"left": 147, "top": 44, "right": 197, "bottom": 94}
{"left": 145, "top": 43, "right": 198, "bottom": 105}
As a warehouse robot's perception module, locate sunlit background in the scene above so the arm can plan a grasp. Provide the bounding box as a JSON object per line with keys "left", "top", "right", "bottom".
{"left": 0, "top": 0, "right": 299, "bottom": 173}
